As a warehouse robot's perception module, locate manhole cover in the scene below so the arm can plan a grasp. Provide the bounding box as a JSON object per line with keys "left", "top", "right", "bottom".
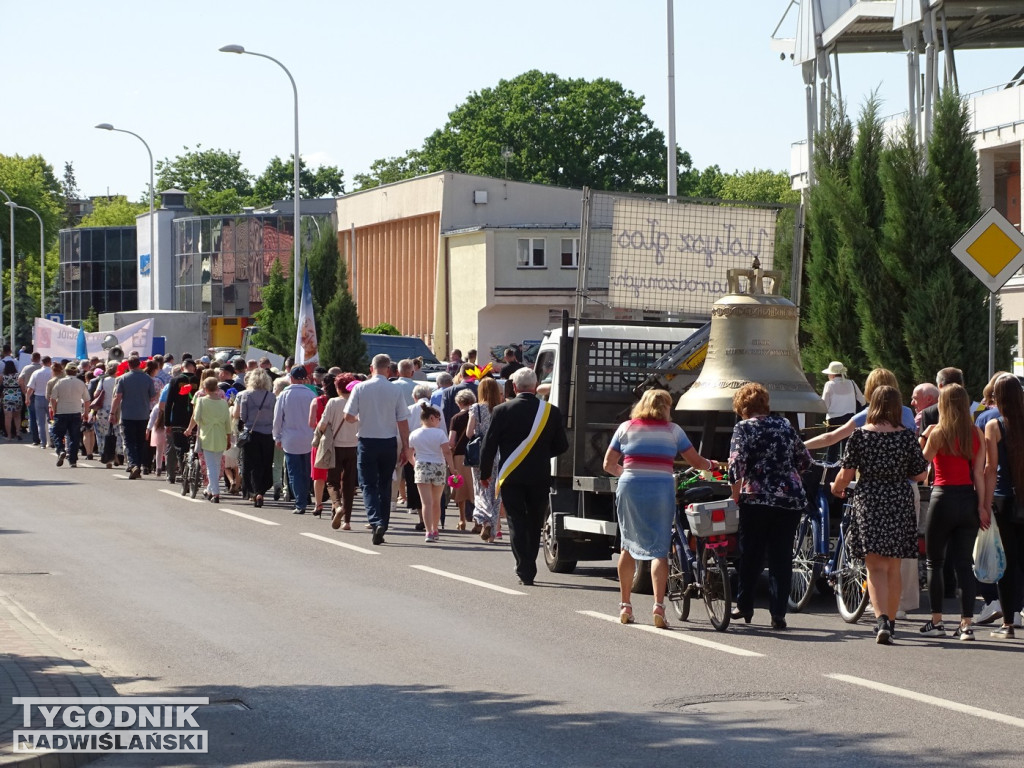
{"left": 659, "top": 692, "right": 812, "bottom": 714}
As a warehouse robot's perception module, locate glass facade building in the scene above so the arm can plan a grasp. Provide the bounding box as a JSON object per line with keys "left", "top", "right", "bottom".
{"left": 57, "top": 227, "right": 138, "bottom": 323}
{"left": 172, "top": 213, "right": 330, "bottom": 317}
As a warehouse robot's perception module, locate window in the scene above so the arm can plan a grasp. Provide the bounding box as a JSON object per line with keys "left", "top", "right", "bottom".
{"left": 560, "top": 238, "right": 579, "bottom": 268}
{"left": 534, "top": 350, "right": 555, "bottom": 385}
{"left": 517, "top": 238, "right": 546, "bottom": 268}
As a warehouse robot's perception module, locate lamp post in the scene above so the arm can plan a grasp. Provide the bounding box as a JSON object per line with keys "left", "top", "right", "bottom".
{"left": 95, "top": 123, "right": 155, "bottom": 311}
{"left": 219, "top": 44, "right": 301, "bottom": 316}
{"left": 5, "top": 203, "right": 46, "bottom": 318}
{"left": 0, "top": 189, "right": 11, "bottom": 347}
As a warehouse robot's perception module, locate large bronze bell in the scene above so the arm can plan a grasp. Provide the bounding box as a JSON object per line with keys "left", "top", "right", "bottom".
{"left": 677, "top": 261, "right": 825, "bottom": 414}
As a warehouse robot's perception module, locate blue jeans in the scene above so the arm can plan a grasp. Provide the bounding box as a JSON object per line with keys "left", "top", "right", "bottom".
{"left": 32, "top": 396, "right": 48, "bottom": 446}
{"left": 285, "top": 452, "right": 311, "bottom": 511}
{"left": 122, "top": 419, "right": 148, "bottom": 470}
{"left": 52, "top": 413, "right": 82, "bottom": 465}
{"left": 357, "top": 437, "right": 397, "bottom": 530}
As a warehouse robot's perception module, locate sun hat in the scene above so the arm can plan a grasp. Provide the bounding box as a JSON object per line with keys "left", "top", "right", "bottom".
{"left": 822, "top": 361, "right": 847, "bottom": 376}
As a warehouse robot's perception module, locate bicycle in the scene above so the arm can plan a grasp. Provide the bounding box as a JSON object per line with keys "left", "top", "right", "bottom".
{"left": 179, "top": 433, "right": 202, "bottom": 500}
{"left": 789, "top": 460, "right": 868, "bottom": 622}
{"left": 666, "top": 478, "right": 738, "bottom": 632}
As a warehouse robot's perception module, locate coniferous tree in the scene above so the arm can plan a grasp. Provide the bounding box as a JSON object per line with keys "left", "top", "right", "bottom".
{"left": 839, "top": 97, "right": 906, "bottom": 381}
{"left": 251, "top": 259, "right": 296, "bottom": 357}
{"left": 319, "top": 256, "right": 366, "bottom": 371}
{"left": 801, "top": 100, "right": 863, "bottom": 382}
{"left": 305, "top": 226, "right": 339, "bottom": 331}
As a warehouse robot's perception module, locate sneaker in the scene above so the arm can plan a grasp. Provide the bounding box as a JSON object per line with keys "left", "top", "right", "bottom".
{"left": 991, "top": 625, "right": 1016, "bottom": 639}
{"left": 876, "top": 616, "right": 892, "bottom": 645}
{"left": 1016, "top": 611, "right": 1024, "bottom": 629}
{"left": 129, "top": 466, "right": 142, "bottom": 480}
{"left": 895, "top": 610, "right": 908, "bottom": 621}
{"left": 975, "top": 601, "right": 1003, "bottom": 625}
{"left": 953, "top": 625, "right": 975, "bottom": 641}
{"left": 56, "top": 452, "right": 66, "bottom": 467}
{"left": 425, "top": 534, "right": 434, "bottom": 543}
{"left": 494, "top": 530, "right": 503, "bottom": 540}
{"left": 68, "top": 463, "right": 77, "bottom": 469}
{"left": 919, "top": 621, "right": 946, "bottom": 637}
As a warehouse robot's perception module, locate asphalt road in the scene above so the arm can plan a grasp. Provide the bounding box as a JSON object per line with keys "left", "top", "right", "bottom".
{"left": 2, "top": 440, "right": 1023, "bottom": 767}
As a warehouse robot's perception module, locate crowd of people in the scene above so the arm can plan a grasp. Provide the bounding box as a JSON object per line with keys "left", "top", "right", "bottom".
{"left": 0, "top": 343, "right": 569, "bottom": 588}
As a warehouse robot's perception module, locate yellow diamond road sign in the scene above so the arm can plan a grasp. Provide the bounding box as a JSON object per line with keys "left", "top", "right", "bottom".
{"left": 952, "top": 208, "right": 1024, "bottom": 292}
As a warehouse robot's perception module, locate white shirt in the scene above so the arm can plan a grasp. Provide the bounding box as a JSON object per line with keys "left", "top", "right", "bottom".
{"left": 27, "top": 366, "right": 52, "bottom": 397}
{"left": 344, "top": 375, "right": 407, "bottom": 439}
{"left": 408, "top": 398, "right": 446, "bottom": 433}
{"left": 409, "top": 426, "right": 449, "bottom": 464}
{"left": 822, "top": 377, "right": 861, "bottom": 419}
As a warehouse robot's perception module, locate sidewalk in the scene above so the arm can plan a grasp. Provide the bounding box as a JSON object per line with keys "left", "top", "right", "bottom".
{"left": 0, "top": 592, "right": 113, "bottom": 768}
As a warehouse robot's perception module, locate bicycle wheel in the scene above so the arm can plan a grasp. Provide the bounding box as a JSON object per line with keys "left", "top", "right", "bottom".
{"left": 189, "top": 457, "right": 201, "bottom": 499}
{"left": 788, "top": 513, "right": 819, "bottom": 612}
{"left": 701, "top": 546, "right": 731, "bottom": 632}
{"left": 834, "top": 533, "right": 869, "bottom": 623}
{"left": 180, "top": 459, "right": 189, "bottom": 496}
{"left": 667, "top": 542, "right": 690, "bottom": 621}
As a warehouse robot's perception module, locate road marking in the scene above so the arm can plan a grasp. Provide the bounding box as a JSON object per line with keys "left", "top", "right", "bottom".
{"left": 410, "top": 565, "right": 526, "bottom": 595}
{"left": 301, "top": 532, "right": 380, "bottom": 555}
{"left": 827, "top": 673, "right": 1024, "bottom": 729}
{"left": 220, "top": 507, "right": 280, "bottom": 526}
{"left": 578, "top": 610, "right": 764, "bottom": 657}
{"left": 157, "top": 488, "right": 205, "bottom": 504}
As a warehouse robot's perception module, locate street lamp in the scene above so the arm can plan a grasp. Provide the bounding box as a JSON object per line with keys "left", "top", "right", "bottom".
{"left": 95, "top": 123, "right": 156, "bottom": 311}
{"left": 0, "top": 189, "right": 11, "bottom": 347}
{"left": 5, "top": 203, "right": 45, "bottom": 317}
{"left": 219, "top": 44, "right": 301, "bottom": 316}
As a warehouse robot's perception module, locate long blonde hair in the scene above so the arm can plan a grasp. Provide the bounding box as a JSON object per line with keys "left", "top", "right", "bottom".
{"left": 863, "top": 368, "right": 898, "bottom": 402}
{"left": 933, "top": 384, "right": 974, "bottom": 461}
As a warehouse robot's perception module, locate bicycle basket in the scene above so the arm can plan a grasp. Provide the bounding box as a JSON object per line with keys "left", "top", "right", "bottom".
{"left": 685, "top": 499, "right": 739, "bottom": 537}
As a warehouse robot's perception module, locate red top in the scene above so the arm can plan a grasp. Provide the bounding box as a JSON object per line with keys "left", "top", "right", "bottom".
{"left": 932, "top": 431, "right": 980, "bottom": 486}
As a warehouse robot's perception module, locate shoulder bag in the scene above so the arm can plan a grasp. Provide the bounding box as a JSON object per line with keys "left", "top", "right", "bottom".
{"left": 313, "top": 410, "right": 344, "bottom": 470}
{"left": 464, "top": 404, "right": 483, "bottom": 467}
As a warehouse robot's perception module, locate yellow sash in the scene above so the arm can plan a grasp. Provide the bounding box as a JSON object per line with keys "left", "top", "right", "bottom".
{"left": 498, "top": 400, "right": 551, "bottom": 488}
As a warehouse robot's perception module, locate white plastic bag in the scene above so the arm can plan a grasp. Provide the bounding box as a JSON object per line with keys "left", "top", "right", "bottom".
{"left": 973, "top": 524, "right": 1006, "bottom": 584}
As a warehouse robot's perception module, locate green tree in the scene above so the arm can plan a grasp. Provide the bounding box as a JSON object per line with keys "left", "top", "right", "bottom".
{"left": 0, "top": 154, "right": 63, "bottom": 346}
{"left": 251, "top": 156, "right": 345, "bottom": 206}
{"left": 363, "top": 322, "right": 401, "bottom": 336}
{"left": 61, "top": 161, "right": 81, "bottom": 228}
{"left": 361, "top": 70, "right": 683, "bottom": 192}
{"left": 304, "top": 226, "right": 339, "bottom": 329}
{"left": 319, "top": 257, "right": 366, "bottom": 371}
{"left": 801, "top": 100, "right": 865, "bottom": 382}
{"left": 155, "top": 145, "right": 253, "bottom": 215}
{"left": 352, "top": 150, "right": 428, "bottom": 191}
{"left": 251, "top": 259, "right": 295, "bottom": 357}
{"left": 78, "top": 196, "right": 147, "bottom": 227}
{"left": 82, "top": 306, "right": 99, "bottom": 333}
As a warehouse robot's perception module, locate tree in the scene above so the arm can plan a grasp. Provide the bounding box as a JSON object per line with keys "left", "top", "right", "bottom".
{"left": 155, "top": 145, "right": 253, "bottom": 215}
{"left": 304, "top": 226, "right": 339, "bottom": 328}
{"left": 352, "top": 150, "right": 427, "bottom": 191}
{"left": 78, "top": 196, "right": 147, "bottom": 227}
{"left": 251, "top": 259, "right": 295, "bottom": 357}
{"left": 359, "top": 70, "right": 681, "bottom": 193}
{"left": 251, "top": 156, "right": 345, "bottom": 206}
{"left": 800, "top": 100, "right": 866, "bottom": 381}
{"left": 319, "top": 257, "right": 365, "bottom": 371}
{"left": 363, "top": 322, "right": 401, "bottom": 336}
{"left": 62, "top": 161, "right": 81, "bottom": 228}
{"left": 82, "top": 306, "right": 99, "bottom": 333}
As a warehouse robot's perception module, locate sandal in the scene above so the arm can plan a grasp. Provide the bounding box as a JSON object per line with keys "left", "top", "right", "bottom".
{"left": 619, "top": 602, "right": 635, "bottom": 625}
{"left": 456, "top": 521, "right": 467, "bottom": 531}
{"left": 653, "top": 603, "right": 669, "bottom": 629}
{"left": 312, "top": 505, "right": 324, "bottom": 518}
{"left": 254, "top": 494, "right": 264, "bottom": 508}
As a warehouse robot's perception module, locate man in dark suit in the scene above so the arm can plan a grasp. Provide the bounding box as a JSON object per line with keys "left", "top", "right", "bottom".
{"left": 481, "top": 367, "right": 568, "bottom": 585}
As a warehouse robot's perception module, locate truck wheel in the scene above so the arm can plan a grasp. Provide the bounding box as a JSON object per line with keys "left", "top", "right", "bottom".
{"left": 542, "top": 512, "right": 577, "bottom": 574}
{"left": 630, "top": 559, "right": 654, "bottom": 594}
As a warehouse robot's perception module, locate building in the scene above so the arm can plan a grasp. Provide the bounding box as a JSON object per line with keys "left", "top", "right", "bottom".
{"left": 57, "top": 226, "right": 137, "bottom": 324}
{"left": 336, "top": 172, "right": 583, "bottom": 360}
{"left": 774, "top": 0, "right": 1024, "bottom": 342}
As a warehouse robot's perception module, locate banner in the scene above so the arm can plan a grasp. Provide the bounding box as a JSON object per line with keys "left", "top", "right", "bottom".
{"left": 607, "top": 200, "right": 778, "bottom": 316}
{"left": 33, "top": 317, "right": 155, "bottom": 359}
{"left": 293, "top": 265, "right": 319, "bottom": 366}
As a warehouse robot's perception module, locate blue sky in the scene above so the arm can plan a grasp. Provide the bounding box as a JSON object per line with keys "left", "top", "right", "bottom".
{"left": 3, "top": 1, "right": 1020, "bottom": 200}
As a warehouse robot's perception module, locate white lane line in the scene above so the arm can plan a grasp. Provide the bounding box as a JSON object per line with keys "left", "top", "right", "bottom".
{"left": 827, "top": 673, "right": 1024, "bottom": 729}
{"left": 409, "top": 565, "right": 526, "bottom": 595}
{"left": 578, "top": 610, "right": 764, "bottom": 657}
{"left": 157, "top": 488, "right": 206, "bottom": 504}
{"left": 219, "top": 507, "right": 280, "bottom": 526}
{"left": 301, "top": 532, "right": 379, "bottom": 555}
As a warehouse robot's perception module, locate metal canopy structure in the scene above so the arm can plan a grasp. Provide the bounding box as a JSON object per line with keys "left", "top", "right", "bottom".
{"left": 772, "top": 1, "right": 1024, "bottom": 184}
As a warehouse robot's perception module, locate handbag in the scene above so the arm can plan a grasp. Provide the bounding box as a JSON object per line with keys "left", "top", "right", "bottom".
{"left": 236, "top": 426, "right": 252, "bottom": 448}
{"left": 463, "top": 404, "right": 483, "bottom": 467}
{"left": 313, "top": 415, "right": 343, "bottom": 470}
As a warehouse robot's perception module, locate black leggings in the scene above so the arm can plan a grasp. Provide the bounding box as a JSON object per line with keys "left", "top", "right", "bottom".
{"left": 925, "top": 485, "right": 979, "bottom": 618}
{"left": 993, "top": 496, "right": 1024, "bottom": 617}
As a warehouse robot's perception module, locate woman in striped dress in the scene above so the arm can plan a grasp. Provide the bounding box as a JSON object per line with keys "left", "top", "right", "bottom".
{"left": 603, "top": 389, "right": 716, "bottom": 628}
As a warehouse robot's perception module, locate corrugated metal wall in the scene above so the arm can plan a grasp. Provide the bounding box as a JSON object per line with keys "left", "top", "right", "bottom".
{"left": 342, "top": 212, "right": 441, "bottom": 344}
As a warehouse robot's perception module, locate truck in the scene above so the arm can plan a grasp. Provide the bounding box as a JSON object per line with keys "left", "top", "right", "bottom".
{"left": 99, "top": 310, "right": 207, "bottom": 360}
{"left": 536, "top": 187, "right": 804, "bottom": 590}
